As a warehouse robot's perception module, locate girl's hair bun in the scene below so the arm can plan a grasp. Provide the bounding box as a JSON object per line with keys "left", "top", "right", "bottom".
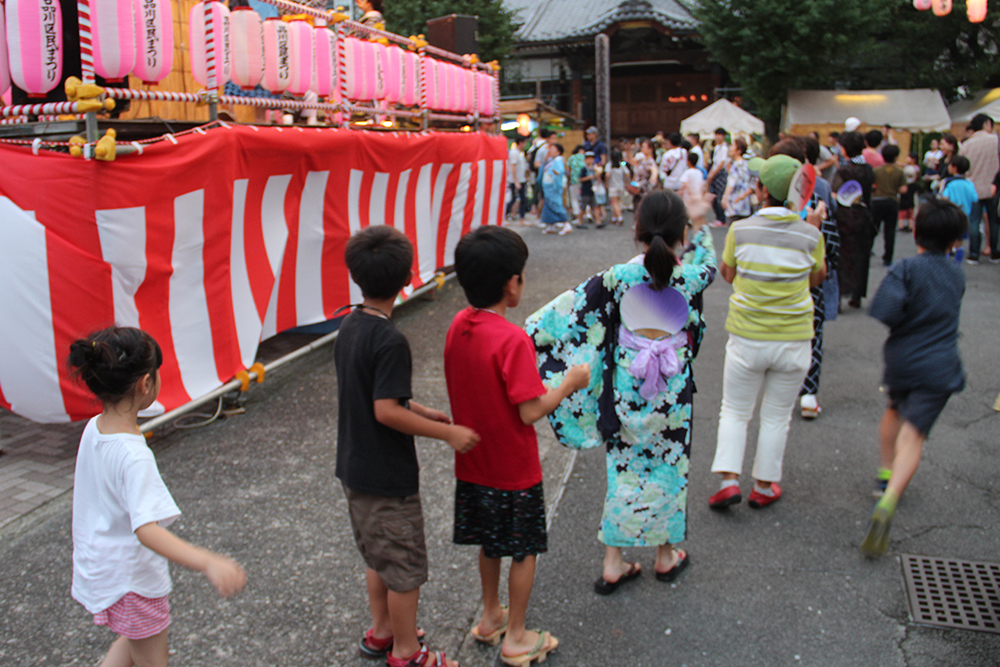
{"left": 67, "top": 327, "right": 163, "bottom": 405}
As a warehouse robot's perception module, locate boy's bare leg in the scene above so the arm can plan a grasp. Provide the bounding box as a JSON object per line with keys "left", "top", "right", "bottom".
{"left": 502, "top": 555, "right": 551, "bottom": 656}
{"left": 879, "top": 407, "right": 902, "bottom": 470}
{"left": 365, "top": 568, "right": 393, "bottom": 639}
{"left": 476, "top": 549, "right": 506, "bottom": 635}
{"left": 387, "top": 588, "right": 421, "bottom": 660}
{"left": 885, "top": 421, "right": 926, "bottom": 500}
{"left": 602, "top": 545, "right": 638, "bottom": 583}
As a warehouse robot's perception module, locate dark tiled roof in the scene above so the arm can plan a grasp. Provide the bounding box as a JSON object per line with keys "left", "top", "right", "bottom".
{"left": 508, "top": 0, "right": 696, "bottom": 44}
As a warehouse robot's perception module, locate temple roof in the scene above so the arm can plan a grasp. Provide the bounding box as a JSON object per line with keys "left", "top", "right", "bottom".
{"left": 507, "top": 0, "right": 697, "bottom": 44}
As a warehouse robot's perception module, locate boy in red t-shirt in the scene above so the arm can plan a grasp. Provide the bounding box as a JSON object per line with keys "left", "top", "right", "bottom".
{"left": 445, "top": 226, "right": 589, "bottom": 666}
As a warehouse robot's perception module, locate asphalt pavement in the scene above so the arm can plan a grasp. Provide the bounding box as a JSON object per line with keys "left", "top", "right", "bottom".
{"left": 1, "top": 216, "right": 998, "bottom": 667}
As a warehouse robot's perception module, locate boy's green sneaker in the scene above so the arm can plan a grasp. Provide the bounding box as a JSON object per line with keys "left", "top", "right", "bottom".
{"left": 860, "top": 505, "right": 894, "bottom": 557}
{"left": 872, "top": 467, "right": 892, "bottom": 498}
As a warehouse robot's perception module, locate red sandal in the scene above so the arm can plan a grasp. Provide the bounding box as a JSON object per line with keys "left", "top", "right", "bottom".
{"left": 386, "top": 644, "right": 453, "bottom": 667}
{"left": 359, "top": 628, "right": 428, "bottom": 659}
{"left": 358, "top": 628, "right": 393, "bottom": 659}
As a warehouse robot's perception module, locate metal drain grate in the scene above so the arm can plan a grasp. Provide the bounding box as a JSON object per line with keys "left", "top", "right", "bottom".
{"left": 901, "top": 554, "right": 1000, "bottom": 634}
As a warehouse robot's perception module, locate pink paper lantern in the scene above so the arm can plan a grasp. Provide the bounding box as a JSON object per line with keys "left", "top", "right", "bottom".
{"left": 286, "top": 19, "right": 313, "bottom": 95}
{"left": 422, "top": 56, "right": 441, "bottom": 109}
{"left": 262, "top": 17, "right": 292, "bottom": 93}
{"left": 6, "top": 0, "right": 63, "bottom": 98}
{"left": 932, "top": 0, "right": 952, "bottom": 15}
{"left": 401, "top": 50, "right": 419, "bottom": 106}
{"left": 189, "top": 0, "right": 231, "bottom": 89}
{"left": 342, "top": 37, "right": 384, "bottom": 101}
{"left": 133, "top": 0, "right": 173, "bottom": 85}
{"left": 373, "top": 43, "right": 388, "bottom": 100}
{"left": 447, "top": 64, "right": 461, "bottom": 112}
{"left": 913, "top": 0, "right": 932, "bottom": 9}
{"left": 383, "top": 45, "right": 403, "bottom": 103}
{"left": 0, "top": 5, "right": 10, "bottom": 97}
{"left": 312, "top": 25, "right": 335, "bottom": 97}
{"left": 91, "top": 0, "right": 136, "bottom": 83}
{"left": 477, "top": 72, "right": 495, "bottom": 116}
{"left": 462, "top": 68, "right": 476, "bottom": 113}
{"left": 967, "top": 0, "right": 987, "bottom": 22}
{"left": 230, "top": 6, "right": 263, "bottom": 90}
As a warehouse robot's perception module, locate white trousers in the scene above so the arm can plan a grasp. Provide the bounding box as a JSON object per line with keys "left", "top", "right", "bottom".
{"left": 569, "top": 183, "right": 581, "bottom": 216}
{"left": 711, "top": 334, "right": 811, "bottom": 483}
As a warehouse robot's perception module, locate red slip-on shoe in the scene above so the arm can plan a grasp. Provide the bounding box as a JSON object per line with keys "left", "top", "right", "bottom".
{"left": 708, "top": 485, "right": 742, "bottom": 509}
{"left": 748, "top": 483, "right": 782, "bottom": 509}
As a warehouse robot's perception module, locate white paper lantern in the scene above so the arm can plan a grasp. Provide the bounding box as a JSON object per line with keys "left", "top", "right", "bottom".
{"left": 312, "top": 25, "right": 336, "bottom": 98}
{"left": 286, "top": 19, "right": 313, "bottom": 95}
{"left": 932, "top": 0, "right": 952, "bottom": 16}
{"left": 91, "top": 0, "right": 136, "bottom": 83}
{"left": 6, "top": 0, "right": 63, "bottom": 98}
{"left": 230, "top": 6, "right": 263, "bottom": 90}
{"left": 967, "top": 0, "right": 987, "bottom": 22}
{"left": 0, "top": 4, "right": 10, "bottom": 97}
{"left": 189, "top": 0, "right": 231, "bottom": 88}
{"left": 133, "top": 0, "right": 173, "bottom": 85}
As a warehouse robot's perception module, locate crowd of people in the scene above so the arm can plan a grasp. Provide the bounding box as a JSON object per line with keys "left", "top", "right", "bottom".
{"left": 64, "top": 116, "right": 987, "bottom": 667}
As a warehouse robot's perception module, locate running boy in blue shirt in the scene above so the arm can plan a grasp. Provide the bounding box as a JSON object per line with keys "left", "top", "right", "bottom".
{"left": 860, "top": 199, "right": 968, "bottom": 557}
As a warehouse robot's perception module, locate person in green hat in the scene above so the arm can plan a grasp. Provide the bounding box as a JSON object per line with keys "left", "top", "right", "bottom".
{"left": 708, "top": 154, "right": 828, "bottom": 511}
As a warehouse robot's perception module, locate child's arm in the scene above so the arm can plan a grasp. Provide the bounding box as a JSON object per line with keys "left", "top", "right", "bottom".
{"left": 869, "top": 268, "right": 908, "bottom": 329}
{"left": 374, "top": 399, "right": 479, "bottom": 453}
{"left": 408, "top": 400, "right": 452, "bottom": 424}
{"left": 135, "top": 523, "right": 246, "bottom": 597}
{"left": 517, "top": 363, "right": 590, "bottom": 425}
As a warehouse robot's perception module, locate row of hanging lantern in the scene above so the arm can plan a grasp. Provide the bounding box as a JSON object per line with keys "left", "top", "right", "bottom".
{"left": 196, "top": 2, "right": 495, "bottom": 115}
{"left": 913, "top": 0, "right": 989, "bottom": 22}
{"left": 0, "top": 0, "right": 496, "bottom": 118}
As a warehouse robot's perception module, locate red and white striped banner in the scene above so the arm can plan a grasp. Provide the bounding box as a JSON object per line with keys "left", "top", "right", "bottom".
{"left": 0, "top": 125, "right": 506, "bottom": 423}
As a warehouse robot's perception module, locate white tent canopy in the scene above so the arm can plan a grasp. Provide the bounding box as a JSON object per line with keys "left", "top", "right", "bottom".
{"left": 782, "top": 89, "right": 952, "bottom": 132}
{"left": 947, "top": 89, "right": 1000, "bottom": 124}
{"left": 680, "top": 99, "right": 765, "bottom": 139}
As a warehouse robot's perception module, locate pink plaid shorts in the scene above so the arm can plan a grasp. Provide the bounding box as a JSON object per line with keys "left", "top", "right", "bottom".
{"left": 93, "top": 593, "right": 170, "bottom": 640}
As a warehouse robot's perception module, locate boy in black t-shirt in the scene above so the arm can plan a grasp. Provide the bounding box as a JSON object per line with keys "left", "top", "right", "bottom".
{"left": 334, "top": 226, "right": 478, "bottom": 667}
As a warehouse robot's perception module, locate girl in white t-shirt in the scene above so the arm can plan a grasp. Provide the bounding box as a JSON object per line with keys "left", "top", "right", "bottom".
{"left": 68, "top": 327, "right": 245, "bottom": 667}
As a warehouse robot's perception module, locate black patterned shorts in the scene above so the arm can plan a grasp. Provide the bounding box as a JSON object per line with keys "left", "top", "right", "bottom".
{"left": 453, "top": 480, "right": 547, "bottom": 561}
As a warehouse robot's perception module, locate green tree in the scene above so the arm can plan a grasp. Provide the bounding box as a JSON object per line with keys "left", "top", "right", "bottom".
{"left": 686, "top": 0, "right": 1000, "bottom": 136}
{"left": 850, "top": 2, "right": 1000, "bottom": 97}
{"left": 383, "top": 0, "right": 518, "bottom": 66}
{"left": 685, "top": 0, "right": 883, "bottom": 135}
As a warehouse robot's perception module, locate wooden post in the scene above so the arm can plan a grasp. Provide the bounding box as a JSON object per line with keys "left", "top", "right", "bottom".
{"left": 595, "top": 33, "right": 610, "bottom": 145}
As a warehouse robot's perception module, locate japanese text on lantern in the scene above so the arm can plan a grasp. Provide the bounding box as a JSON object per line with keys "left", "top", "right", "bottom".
{"left": 278, "top": 29, "right": 289, "bottom": 77}
{"left": 144, "top": 1, "right": 160, "bottom": 68}
{"left": 42, "top": 0, "right": 59, "bottom": 83}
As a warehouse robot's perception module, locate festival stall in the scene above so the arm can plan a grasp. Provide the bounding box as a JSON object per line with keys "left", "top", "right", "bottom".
{"left": 679, "top": 98, "right": 764, "bottom": 140}
{"left": 782, "top": 89, "right": 952, "bottom": 157}
{"left": 0, "top": 0, "right": 506, "bottom": 425}
{"left": 947, "top": 88, "right": 1000, "bottom": 136}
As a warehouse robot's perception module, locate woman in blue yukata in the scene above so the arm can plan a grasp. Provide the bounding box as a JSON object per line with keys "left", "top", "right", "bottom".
{"left": 526, "top": 190, "right": 717, "bottom": 595}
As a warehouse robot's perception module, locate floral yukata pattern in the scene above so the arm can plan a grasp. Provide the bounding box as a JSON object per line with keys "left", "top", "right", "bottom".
{"left": 526, "top": 228, "right": 717, "bottom": 547}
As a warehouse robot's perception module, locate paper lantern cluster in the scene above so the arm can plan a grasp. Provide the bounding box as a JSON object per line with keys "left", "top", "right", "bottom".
{"left": 1, "top": 0, "right": 172, "bottom": 98}
{"left": 0, "top": 0, "right": 498, "bottom": 115}
{"left": 913, "top": 0, "right": 988, "bottom": 22}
